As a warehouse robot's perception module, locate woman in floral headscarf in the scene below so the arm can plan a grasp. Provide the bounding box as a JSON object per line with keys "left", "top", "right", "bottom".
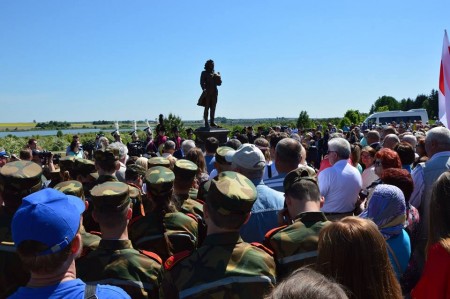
{"left": 360, "top": 184, "right": 411, "bottom": 280}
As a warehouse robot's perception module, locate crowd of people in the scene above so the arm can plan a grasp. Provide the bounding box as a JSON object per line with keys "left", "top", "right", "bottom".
{"left": 0, "top": 118, "right": 449, "bottom": 298}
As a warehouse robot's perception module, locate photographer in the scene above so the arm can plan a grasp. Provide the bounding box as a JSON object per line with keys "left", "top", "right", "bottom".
{"left": 31, "top": 149, "right": 56, "bottom": 174}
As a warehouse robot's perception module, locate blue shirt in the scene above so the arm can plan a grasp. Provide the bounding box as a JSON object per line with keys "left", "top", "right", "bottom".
{"left": 240, "top": 179, "right": 285, "bottom": 243}
{"left": 205, "top": 155, "right": 215, "bottom": 174}
{"left": 263, "top": 173, "right": 287, "bottom": 192}
{"left": 9, "top": 279, "right": 130, "bottom": 299}
{"left": 387, "top": 229, "right": 411, "bottom": 280}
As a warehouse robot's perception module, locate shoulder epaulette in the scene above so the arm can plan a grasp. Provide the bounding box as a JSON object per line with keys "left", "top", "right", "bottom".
{"left": 195, "top": 199, "right": 205, "bottom": 205}
{"left": 128, "top": 215, "right": 143, "bottom": 228}
{"left": 264, "top": 225, "right": 287, "bottom": 240}
{"left": 139, "top": 249, "right": 163, "bottom": 264}
{"left": 164, "top": 250, "right": 191, "bottom": 270}
{"left": 251, "top": 242, "right": 274, "bottom": 256}
{"left": 186, "top": 213, "right": 199, "bottom": 223}
{"left": 89, "top": 231, "right": 102, "bottom": 237}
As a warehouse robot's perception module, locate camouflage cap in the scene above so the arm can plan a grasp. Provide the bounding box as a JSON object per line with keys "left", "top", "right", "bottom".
{"left": 59, "top": 156, "right": 76, "bottom": 172}
{"left": 126, "top": 164, "right": 146, "bottom": 177}
{"left": 283, "top": 167, "right": 318, "bottom": 195}
{"left": 73, "top": 158, "right": 97, "bottom": 176}
{"left": 0, "top": 161, "right": 43, "bottom": 194}
{"left": 197, "top": 180, "right": 211, "bottom": 202}
{"left": 94, "top": 148, "right": 119, "bottom": 162}
{"left": 215, "top": 146, "right": 235, "bottom": 165}
{"left": 128, "top": 184, "right": 140, "bottom": 199}
{"left": 144, "top": 166, "right": 175, "bottom": 197}
{"left": 90, "top": 181, "right": 131, "bottom": 211}
{"left": 54, "top": 180, "right": 84, "bottom": 199}
{"left": 207, "top": 171, "right": 256, "bottom": 215}
{"left": 173, "top": 159, "right": 198, "bottom": 180}
{"left": 148, "top": 157, "right": 170, "bottom": 168}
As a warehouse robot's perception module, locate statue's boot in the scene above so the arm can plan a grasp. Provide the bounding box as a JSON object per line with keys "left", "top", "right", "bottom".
{"left": 204, "top": 108, "right": 210, "bottom": 128}
{"left": 210, "top": 107, "right": 218, "bottom": 127}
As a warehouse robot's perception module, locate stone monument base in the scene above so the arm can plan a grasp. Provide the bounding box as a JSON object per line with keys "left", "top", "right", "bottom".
{"left": 194, "top": 126, "right": 230, "bottom": 146}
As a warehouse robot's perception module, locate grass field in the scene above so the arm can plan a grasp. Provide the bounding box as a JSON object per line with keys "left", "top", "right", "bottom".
{"left": 0, "top": 122, "right": 36, "bottom": 130}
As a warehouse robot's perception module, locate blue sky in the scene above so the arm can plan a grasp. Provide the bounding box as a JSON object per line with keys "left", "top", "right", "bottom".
{"left": 0, "top": 1, "right": 449, "bottom": 122}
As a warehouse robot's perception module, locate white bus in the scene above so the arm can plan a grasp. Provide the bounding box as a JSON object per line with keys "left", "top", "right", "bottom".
{"left": 363, "top": 109, "right": 429, "bottom": 128}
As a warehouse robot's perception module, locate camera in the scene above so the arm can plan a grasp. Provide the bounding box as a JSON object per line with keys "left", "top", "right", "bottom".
{"left": 32, "top": 150, "right": 52, "bottom": 158}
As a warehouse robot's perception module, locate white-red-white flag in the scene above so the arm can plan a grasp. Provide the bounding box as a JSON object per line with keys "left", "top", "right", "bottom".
{"left": 439, "top": 30, "right": 450, "bottom": 127}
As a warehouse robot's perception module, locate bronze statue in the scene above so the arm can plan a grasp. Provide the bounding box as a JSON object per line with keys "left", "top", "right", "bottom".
{"left": 199, "top": 59, "right": 221, "bottom": 127}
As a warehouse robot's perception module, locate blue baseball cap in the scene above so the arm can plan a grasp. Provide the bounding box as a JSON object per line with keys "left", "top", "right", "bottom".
{"left": 12, "top": 188, "right": 85, "bottom": 255}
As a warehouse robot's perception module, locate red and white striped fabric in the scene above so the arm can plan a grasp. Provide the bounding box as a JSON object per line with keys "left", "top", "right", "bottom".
{"left": 439, "top": 30, "right": 450, "bottom": 127}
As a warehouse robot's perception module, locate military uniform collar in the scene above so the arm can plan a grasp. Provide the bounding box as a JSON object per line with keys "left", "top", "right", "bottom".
{"left": 96, "top": 174, "right": 118, "bottom": 184}
{"left": 294, "top": 211, "right": 327, "bottom": 223}
{"left": 98, "top": 239, "right": 133, "bottom": 250}
{"left": 203, "top": 232, "right": 243, "bottom": 246}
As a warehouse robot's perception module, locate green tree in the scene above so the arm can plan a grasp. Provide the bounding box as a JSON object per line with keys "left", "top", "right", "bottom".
{"left": 162, "top": 113, "right": 184, "bottom": 137}
{"left": 296, "top": 111, "right": 311, "bottom": 129}
{"left": 370, "top": 96, "right": 399, "bottom": 113}
{"left": 343, "top": 109, "right": 363, "bottom": 124}
{"left": 377, "top": 105, "right": 389, "bottom": 112}
{"left": 56, "top": 130, "right": 63, "bottom": 138}
{"left": 339, "top": 117, "right": 352, "bottom": 129}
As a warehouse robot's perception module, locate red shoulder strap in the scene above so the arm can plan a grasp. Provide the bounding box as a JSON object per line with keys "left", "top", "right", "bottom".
{"left": 186, "top": 213, "right": 199, "bottom": 223}
{"left": 164, "top": 250, "right": 191, "bottom": 270}
{"left": 89, "top": 231, "right": 102, "bottom": 237}
{"left": 139, "top": 249, "right": 163, "bottom": 265}
{"left": 195, "top": 199, "right": 205, "bottom": 205}
{"left": 264, "top": 225, "right": 287, "bottom": 240}
{"left": 251, "top": 242, "right": 274, "bottom": 256}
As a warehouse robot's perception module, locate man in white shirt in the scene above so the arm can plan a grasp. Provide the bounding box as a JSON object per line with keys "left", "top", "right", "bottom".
{"left": 409, "top": 126, "right": 450, "bottom": 275}
{"left": 318, "top": 137, "right": 362, "bottom": 221}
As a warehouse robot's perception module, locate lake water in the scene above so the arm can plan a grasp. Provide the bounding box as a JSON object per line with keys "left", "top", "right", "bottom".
{"left": 0, "top": 128, "right": 148, "bottom": 138}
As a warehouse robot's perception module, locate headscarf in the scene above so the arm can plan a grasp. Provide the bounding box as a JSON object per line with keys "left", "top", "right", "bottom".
{"left": 360, "top": 184, "right": 406, "bottom": 239}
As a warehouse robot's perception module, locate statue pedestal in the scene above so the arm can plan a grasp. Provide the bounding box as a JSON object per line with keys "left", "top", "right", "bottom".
{"left": 194, "top": 127, "right": 230, "bottom": 145}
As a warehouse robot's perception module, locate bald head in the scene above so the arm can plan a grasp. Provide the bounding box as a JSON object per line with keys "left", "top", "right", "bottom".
{"left": 366, "top": 130, "right": 380, "bottom": 145}
{"left": 275, "top": 138, "right": 303, "bottom": 172}
{"left": 383, "top": 134, "right": 400, "bottom": 150}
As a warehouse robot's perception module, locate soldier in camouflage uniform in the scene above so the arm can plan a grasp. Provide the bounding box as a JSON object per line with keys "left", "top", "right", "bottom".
{"left": 148, "top": 156, "right": 171, "bottom": 169}
{"left": 208, "top": 146, "right": 235, "bottom": 179}
{"left": 172, "top": 159, "right": 204, "bottom": 217}
{"left": 73, "top": 157, "right": 98, "bottom": 197}
{"left": 53, "top": 180, "right": 101, "bottom": 258}
{"left": 76, "top": 181, "right": 162, "bottom": 299}
{"left": 264, "top": 168, "right": 330, "bottom": 279}
{"left": 0, "top": 161, "right": 43, "bottom": 297}
{"left": 84, "top": 149, "right": 121, "bottom": 232}
{"left": 129, "top": 166, "right": 199, "bottom": 261}
{"left": 93, "top": 148, "right": 120, "bottom": 184}
{"left": 160, "top": 171, "right": 276, "bottom": 299}
{"left": 125, "top": 164, "right": 147, "bottom": 218}
{"left": 172, "top": 159, "right": 207, "bottom": 246}
{"left": 46, "top": 156, "right": 76, "bottom": 188}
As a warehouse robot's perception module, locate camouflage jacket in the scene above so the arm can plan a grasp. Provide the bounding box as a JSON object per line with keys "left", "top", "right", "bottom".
{"left": 129, "top": 211, "right": 198, "bottom": 261}
{"left": 180, "top": 198, "right": 204, "bottom": 219}
{"left": 0, "top": 241, "right": 29, "bottom": 298}
{"left": 160, "top": 232, "right": 276, "bottom": 299}
{"left": 83, "top": 174, "right": 119, "bottom": 232}
{"left": 76, "top": 239, "right": 162, "bottom": 299}
{"left": 79, "top": 227, "right": 101, "bottom": 258}
{"left": 0, "top": 206, "right": 14, "bottom": 242}
{"left": 264, "top": 211, "right": 330, "bottom": 279}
